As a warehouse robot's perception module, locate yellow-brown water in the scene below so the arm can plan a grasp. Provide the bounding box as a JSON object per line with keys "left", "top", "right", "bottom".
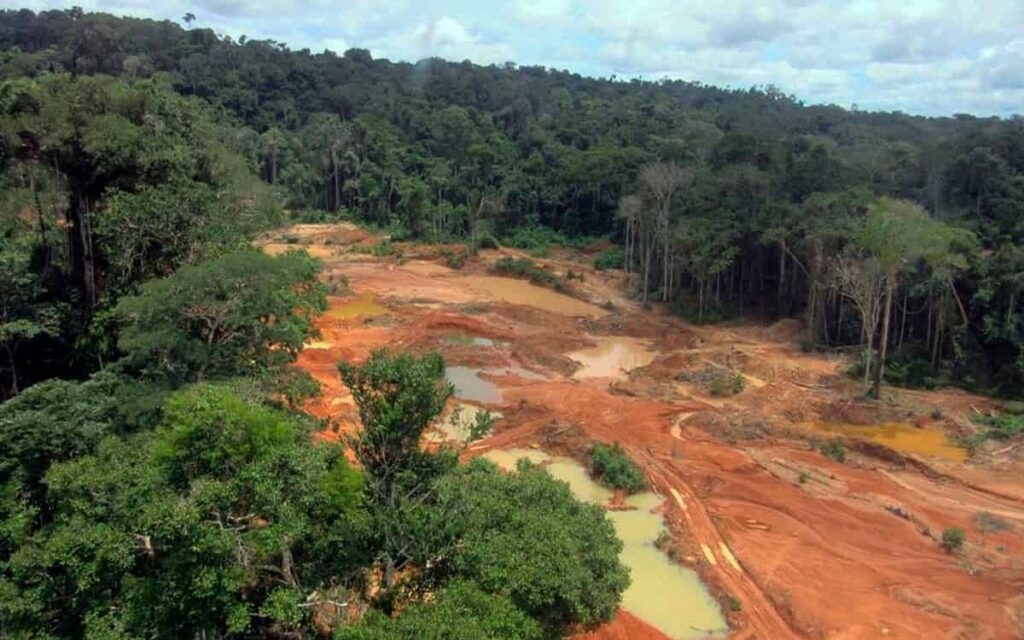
{"left": 461, "top": 275, "right": 607, "bottom": 318}
{"left": 325, "top": 292, "right": 388, "bottom": 319}
{"left": 800, "top": 421, "right": 967, "bottom": 463}
{"left": 482, "top": 449, "right": 727, "bottom": 639}
{"left": 446, "top": 366, "right": 503, "bottom": 404}
{"left": 569, "top": 336, "right": 657, "bottom": 379}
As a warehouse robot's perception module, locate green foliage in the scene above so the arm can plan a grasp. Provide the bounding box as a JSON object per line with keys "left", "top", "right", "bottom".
{"left": 335, "top": 580, "right": 542, "bottom": 640}
{"left": 493, "top": 257, "right": 564, "bottom": 290}
{"left": 467, "top": 410, "right": 497, "bottom": 442}
{"left": 590, "top": 442, "right": 646, "bottom": 493}
{"left": 426, "top": 458, "right": 629, "bottom": 636}
{"left": 709, "top": 372, "right": 745, "bottom": 397}
{"left": 819, "top": 438, "right": 847, "bottom": 463}
{"left": 115, "top": 248, "right": 326, "bottom": 388}
{"left": 972, "top": 412, "right": 1024, "bottom": 442}
{"left": 594, "top": 246, "right": 625, "bottom": 271}
{"left": 941, "top": 526, "right": 966, "bottom": 553}
{"left": 1, "top": 383, "right": 368, "bottom": 639}
{"left": 0, "top": 375, "right": 119, "bottom": 495}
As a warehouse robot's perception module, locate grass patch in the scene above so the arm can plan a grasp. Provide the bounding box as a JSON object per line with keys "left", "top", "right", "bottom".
{"left": 709, "top": 372, "right": 745, "bottom": 397}
{"left": 590, "top": 442, "right": 646, "bottom": 493}
{"left": 818, "top": 438, "right": 846, "bottom": 463}
{"left": 971, "top": 412, "right": 1024, "bottom": 442}
{"left": 502, "top": 225, "right": 601, "bottom": 255}
{"left": 974, "top": 511, "right": 1012, "bottom": 534}
{"left": 593, "top": 246, "right": 624, "bottom": 271}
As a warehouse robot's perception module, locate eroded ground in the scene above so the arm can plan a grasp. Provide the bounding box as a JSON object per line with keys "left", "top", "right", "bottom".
{"left": 265, "top": 223, "right": 1024, "bottom": 640}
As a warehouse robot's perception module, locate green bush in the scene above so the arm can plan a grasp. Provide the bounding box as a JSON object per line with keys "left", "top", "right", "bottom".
{"left": 972, "top": 412, "right": 1024, "bottom": 441}
{"left": 941, "top": 526, "right": 965, "bottom": 552}
{"left": 590, "top": 442, "right": 646, "bottom": 493}
{"left": 492, "top": 257, "right": 565, "bottom": 291}
{"left": 594, "top": 246, "right": 625, "bottom": 271}
{"left": 709, "top": 372, "right": 745, "bottom": 397}
{"left": 370, "top": 239, "right": 394, "bottom": 257}
{"left": 819, "top": 438, "right": 846, "bottom": 463}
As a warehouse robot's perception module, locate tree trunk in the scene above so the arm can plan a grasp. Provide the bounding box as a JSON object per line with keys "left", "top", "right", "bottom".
{"left": 873, "top": 276, "right": 895, "bottom": 397}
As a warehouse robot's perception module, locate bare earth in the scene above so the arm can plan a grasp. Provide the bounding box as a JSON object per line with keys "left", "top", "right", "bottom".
{"left": 264, "top": 223, "right": 1024, "bottom": 640}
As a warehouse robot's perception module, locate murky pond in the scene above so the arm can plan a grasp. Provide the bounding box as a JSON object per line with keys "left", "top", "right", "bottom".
{"left": 427, "top": 402, "right": 502, "bottom": 443}
{"left": 487, "top": 365, "right": 546, "bottom": 381}
{"left": 570, "top": 336, "right": 657, "bottom": 379}
{"left": 462, "top": 275, "right": 607, "bottom": 318}
{"left": 446, "top": 366, "right": 503, "bottom": 404}
{"left": 325, "top": 292, "right": 388, "bottom": 319}
{"left": 443, "top": 333, "right": 497, "bottom": 348}
{"left": 482, "top": 449, "right": 728, "bottom": 639}
{"left": 800, "top": 421, "right": 967, "bottom": 463}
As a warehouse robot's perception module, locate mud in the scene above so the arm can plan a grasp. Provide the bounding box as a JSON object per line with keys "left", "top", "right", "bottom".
{"left": 266, "top": 223, "right": 1024, "bottom": 640}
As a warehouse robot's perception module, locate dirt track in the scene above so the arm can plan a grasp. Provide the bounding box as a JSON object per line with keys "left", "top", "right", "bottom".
{"left": 267, "top": 224, "right": 1024, "bottom": 639}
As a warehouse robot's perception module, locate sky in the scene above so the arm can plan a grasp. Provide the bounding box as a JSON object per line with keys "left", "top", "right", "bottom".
{"left": 10, "top": 0, "right": 1024, "bottom": 117}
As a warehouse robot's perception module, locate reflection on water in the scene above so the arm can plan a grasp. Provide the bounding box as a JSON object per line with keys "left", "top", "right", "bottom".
{"left": 446, "top": 366, "right": 503, "bottom": 404}
{"left": 487, "top": 365, "right": 545, "bottom": 380}
{"left": 462, "top": 275, "right": 607, "bottom": 318}
{"left": 326, "top": 292, "right": 388, "bottom": 319}
{"left": 427, "top": 403, "right": 502, "bottom": 443}
{"left": 800, "top": 421, "right": 967, "bottom": 463}
{"left": 443, "top": 333, "right": 497, "bottom": 348}
{"left": 570, "top": 336, "right": 656, "bottom": 379}
{"left": 482, "top": 449, "right": 728, "bottom": 639}
{"left": 481, "top": 448, "right": 550, "bottom": 469}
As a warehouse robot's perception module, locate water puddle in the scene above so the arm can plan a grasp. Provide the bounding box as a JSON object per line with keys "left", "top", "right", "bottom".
{"left": 427, "top": 403, "right": 501, "bottom": 443}
{"left": 800, "top": 421, "right": 967, "bottom": 463}
{"left": 481, "top": 447, "right": 550, "bottom": 468}
{"left": 446, "top": 366, "right": 503, "bottom": 404}
{"left": 482, "top": 449, "right": 727, "bottom": 639}
{"left": 462, "top": 275, "right": 607, "bottom": 318}
{"left": 569, "top": 336, "right": 656, "bottom": 379}
{"left": 487, "top": 365, "right": 545, "bottom": 380}
{"left": 325, "top": 292, "right": 388, "bottom": 319}
{"left": 443, "top": 333, "right": 497, "bottom": 348}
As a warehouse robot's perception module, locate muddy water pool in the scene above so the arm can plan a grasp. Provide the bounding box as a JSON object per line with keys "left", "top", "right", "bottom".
{"left": 482, "top": 449, "right": 728, "bottom": 639}
{"left": 461, "top": 275, "right": 607, "bottom": 318}
{"left": 569, "top": 336, "right": 657, "bottom": 379}
{"left": 325, "top": 292, "right": 388, "bottom": 319}
{"left": 800, "top": 421, "right": 967, "bottom": 463}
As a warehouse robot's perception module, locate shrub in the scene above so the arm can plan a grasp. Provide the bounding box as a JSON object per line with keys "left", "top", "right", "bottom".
{"left": 594, "top": 246, "right": 625, "bottom": 271}
{"left": 327, "top": 273, "right": 349, "bottom": 295}
{"left": 492, "top": 257, "right": 566, "bottom": 291}
{"left": 941, "top": 526, "right": 966, "bottom": 553}
{"left": 590, "top": 442, "right": 646, "bottom": 493}
{"left": 370, "top": 239, "right": 393, "bottom": 257}
{"left": 973, "top": 511, "right": 1012, "bottom": 534}
{"left": 709, "top": 372, "right": 745, "bottom": 397}
{"left": 819, "top": 438, "right": 846, "bottom": 463}
{"left": 972, "top": 412, "right": 1024, "bottom": 441}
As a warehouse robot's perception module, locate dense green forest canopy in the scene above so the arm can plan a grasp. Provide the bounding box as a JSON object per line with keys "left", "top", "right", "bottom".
{"left": 1, "top": 8, "right": 1023, "bottom": 399}
{"left": 0, "top": 6, "right": 1023, "bottom": 638}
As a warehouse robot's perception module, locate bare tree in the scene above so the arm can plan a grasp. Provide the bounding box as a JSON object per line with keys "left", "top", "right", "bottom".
{"left": 638, "top": 162, "right": 687, "bottom": 303}
{"left": 829, "top": 252, "right": 886, "bottom": 386}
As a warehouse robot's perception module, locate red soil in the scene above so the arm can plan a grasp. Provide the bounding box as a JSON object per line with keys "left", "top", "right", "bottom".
{"left": 269, "top": 224, "right": 1024, "bottom": 640}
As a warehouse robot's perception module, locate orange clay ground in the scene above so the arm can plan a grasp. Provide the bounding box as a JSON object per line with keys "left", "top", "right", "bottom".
{"left": 264, "top": 223, "right": 1024, "bottom": 640}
